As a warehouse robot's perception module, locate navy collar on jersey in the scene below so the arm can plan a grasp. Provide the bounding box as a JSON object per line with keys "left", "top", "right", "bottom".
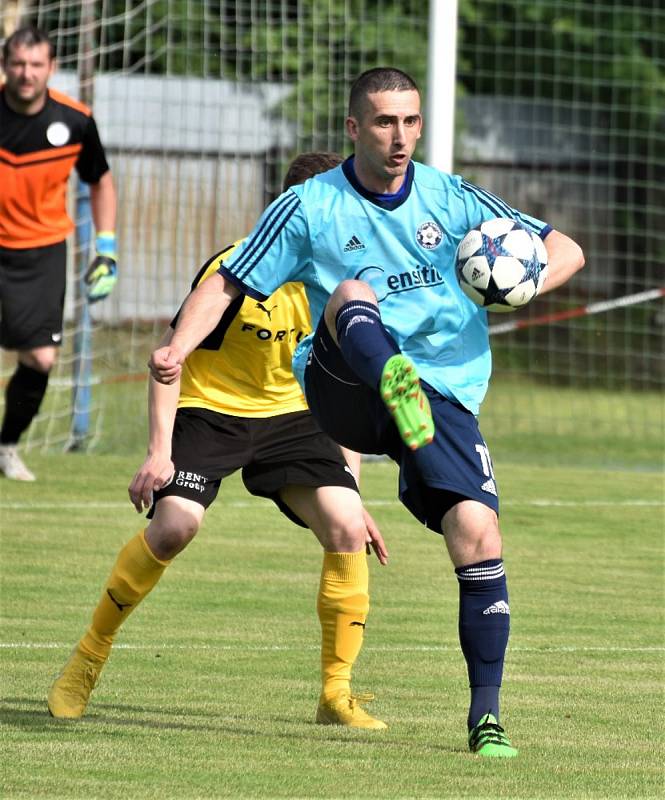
{"left": 342, "top": 155, "right": 414, "bottom": 210}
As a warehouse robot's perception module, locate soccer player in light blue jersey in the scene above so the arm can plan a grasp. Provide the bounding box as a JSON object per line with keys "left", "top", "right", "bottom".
{"left": 150, "top": 67, "right": 585, "bottom": 757}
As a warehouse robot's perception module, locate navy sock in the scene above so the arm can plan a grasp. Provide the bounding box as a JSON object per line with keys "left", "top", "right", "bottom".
{"left": 0, "top": 363, "right": 49, "bottom": 445}
{"left": 455, "top": 559, "right": 510, "bottom": 730}
{"left": 335, "top": 301, "right": 399, "bottom": 389}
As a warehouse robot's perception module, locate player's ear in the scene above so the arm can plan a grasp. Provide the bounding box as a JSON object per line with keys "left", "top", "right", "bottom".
{"left": 346, "top": 115, "right": 359, "bottom": 141}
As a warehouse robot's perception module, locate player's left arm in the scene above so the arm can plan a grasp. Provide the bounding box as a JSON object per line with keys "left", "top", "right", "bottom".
{"left": 77, "top": 112, "right": 118, "bottom": 303}
{"left": 89, "top": 170, "right": 117, "bottom": 231}
{"left": 86, "top": 170, "right": 119, "bottom": 302}
{"left": 459, "top": 178, "right": 585, "bottom": 295}
{"left": 339, "top": 446, "right": 389, "bottom": 566}
{"left": 539, "top": 229, "right": 585, "bottom": 295}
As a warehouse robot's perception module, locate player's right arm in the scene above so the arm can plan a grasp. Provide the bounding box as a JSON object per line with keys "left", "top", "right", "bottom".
{"left": 150, "top": 190, "right": 308, "bottom": 385}
{"left": 130, "top": 328, "right": 181, "bottom": 511}
{"left": 149, "top": 272, "right": 240, "bottom": 384}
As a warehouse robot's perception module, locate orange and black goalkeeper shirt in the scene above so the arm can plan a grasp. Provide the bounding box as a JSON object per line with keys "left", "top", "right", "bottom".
{"left": 0, "top": 87, "right": 110, "bottom": 249}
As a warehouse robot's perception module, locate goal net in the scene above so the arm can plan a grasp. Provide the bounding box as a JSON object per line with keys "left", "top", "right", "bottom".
{"left": 1, "top": 0, "right": 663, "bottom": 469}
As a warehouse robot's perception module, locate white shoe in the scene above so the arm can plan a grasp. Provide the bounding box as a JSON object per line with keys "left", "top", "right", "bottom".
{"left": 0, "top": 445, "right": 36, "bottom": 481}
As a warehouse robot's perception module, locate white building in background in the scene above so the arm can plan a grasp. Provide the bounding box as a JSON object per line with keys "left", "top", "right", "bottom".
{"left": 52, "top": 72, "right": 294, "bottom": 322}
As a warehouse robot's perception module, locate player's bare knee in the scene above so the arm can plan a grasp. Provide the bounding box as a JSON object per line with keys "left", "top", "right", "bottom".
{"left": 322, "top": 514, "right": 366, "bottom": 552}
{"left": 462, "top": 528, "right": 502, "bottom": 565}
{"left": 335, "top": 279, "right": 377, "bottom": 306}
{"left": 442, "top": 500, "right": 502, "bottom": 566}
{"left": 326, "top": 280, "right": 377, "bottom": 318}
{"left": 146, "top": 515, "right": 200, "bottom": 560}
{"left": 19, "top": 349, "right": 55, "bottom": 373}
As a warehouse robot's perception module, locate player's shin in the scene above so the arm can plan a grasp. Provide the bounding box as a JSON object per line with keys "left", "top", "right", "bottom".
{"left": 317, "top": 550, "right": 369, "bottom": 700}
{"left": 455, "top": 559, "right": 510, "bottom": 730}
{"left": 1, "top": 363, "right": 49, "bottom": 444}
{"left": 79, "top": 529, "right": 171, "bottom": 660}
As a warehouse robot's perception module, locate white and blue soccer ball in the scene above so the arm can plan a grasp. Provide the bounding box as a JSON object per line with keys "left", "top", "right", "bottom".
{"left": 455, "top": 218, "right": 549, "bottom": 312}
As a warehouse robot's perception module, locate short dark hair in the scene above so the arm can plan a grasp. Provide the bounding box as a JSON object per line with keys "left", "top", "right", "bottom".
{"left": 2, "top": 26, "right": 55, "bottom": 64}
{"left": 348, "top": 67, "right": 419, "bottom": 118}
{"left": 283, "top": 151, "right": 343, "bottom": 191}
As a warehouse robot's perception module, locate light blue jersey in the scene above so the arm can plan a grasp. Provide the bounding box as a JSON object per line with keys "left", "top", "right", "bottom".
{"left": 219, "top": 158, "right": 550, "bottom": 414}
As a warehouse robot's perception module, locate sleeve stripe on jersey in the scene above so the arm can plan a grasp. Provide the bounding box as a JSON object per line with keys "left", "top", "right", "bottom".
{"left": 228, "top": 192, "right": 300, "bottom": 282}
{"left": 462, "top": 179, "right": 519, "bottom": 223}
{"left": 461, "top": 180, "right": 541, "bottom": 234}
{"left": 191, "top": 241, "right": 239, "bottom": 289}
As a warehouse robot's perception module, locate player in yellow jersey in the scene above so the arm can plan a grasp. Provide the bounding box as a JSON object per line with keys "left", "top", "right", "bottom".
{"left": 47, "top": 152, "right": 388, "bottom": 729}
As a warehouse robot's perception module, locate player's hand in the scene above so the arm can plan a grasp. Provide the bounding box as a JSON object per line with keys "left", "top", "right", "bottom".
{"left": 149, "top": 345, "right": 185, "bottom": 385}
{"left": 85, "top": 255, "right": 118, "bottom": 303}
{"left": 363, "top": 507, "right": 388, "bottom": 565}
{"left": 128, "top": 453, "right": 175, "bottom": 513}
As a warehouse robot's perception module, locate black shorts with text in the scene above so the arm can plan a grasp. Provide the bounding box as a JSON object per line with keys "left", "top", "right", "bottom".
{"left": 150, "top": 407, "right": 359, "bottom": 527}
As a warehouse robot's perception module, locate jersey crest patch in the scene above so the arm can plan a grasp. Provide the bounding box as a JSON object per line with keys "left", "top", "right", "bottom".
{"left": 416, "top": 220, "right": 443, "bottom": 250}
{"left": 46, "top": 122, "right": 71, "bottom": 146}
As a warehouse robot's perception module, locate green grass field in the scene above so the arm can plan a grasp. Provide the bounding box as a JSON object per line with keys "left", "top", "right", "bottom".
{"left": 1, "top": 454, "right": 663, "bottom": 799}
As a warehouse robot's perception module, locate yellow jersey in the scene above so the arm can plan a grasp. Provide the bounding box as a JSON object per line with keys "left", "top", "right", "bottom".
{"left": 178, "top": 240, "right": 311, "bottom": 417}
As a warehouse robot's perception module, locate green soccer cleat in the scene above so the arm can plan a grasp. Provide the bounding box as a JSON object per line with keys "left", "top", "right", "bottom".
{"left": 380, "top": 355, "right": 434, "bottom": 450}
{"left": 316, "top": 690, "right": 387, "bottom": 730}
{"left": 468, "top": 713, "right": 518, "bottom": 757}
{"left": 47, "top": 645, "right": 106, "bottom": 719}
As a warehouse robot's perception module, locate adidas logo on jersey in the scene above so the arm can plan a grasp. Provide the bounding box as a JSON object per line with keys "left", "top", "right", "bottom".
{"left": 483, "top": 600, "right": 510, "bottom": 615}
{"left": 481, "top": 478, "right": 497, "bottom": 496}
{"left": 344, "top": 235, "right": 365, "bottom": 252}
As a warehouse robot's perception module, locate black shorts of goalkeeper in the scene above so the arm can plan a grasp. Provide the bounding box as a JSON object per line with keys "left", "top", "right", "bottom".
{"left": 0, "top": 241, "right": 66, "bottom": 349}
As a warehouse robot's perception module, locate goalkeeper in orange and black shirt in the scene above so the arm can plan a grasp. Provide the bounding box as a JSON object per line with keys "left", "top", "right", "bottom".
{"left": 47, "top": 152, "right": 390, "bottom": 731}
{"left": 0, "top": 27, "right": 118, "bottom": 481}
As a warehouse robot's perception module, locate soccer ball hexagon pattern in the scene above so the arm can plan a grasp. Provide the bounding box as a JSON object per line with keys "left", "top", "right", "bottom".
{"left": 455, "top": 218, "right": 549, "bottom": 312}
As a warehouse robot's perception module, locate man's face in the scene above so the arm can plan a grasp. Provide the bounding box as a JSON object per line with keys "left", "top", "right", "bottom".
{"left": 2, "top": 42, "right": 54, "bottom": 111}
{"left": 346, "top": 89, "right": 422, "bottom": 193}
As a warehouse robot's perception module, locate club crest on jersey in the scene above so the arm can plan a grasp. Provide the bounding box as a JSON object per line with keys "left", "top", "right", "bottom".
{"left": 46, "top": 122, "right": 71, "bottom": 147}
{"left": 416, "top": 220, "right": 443, "bottom": 250}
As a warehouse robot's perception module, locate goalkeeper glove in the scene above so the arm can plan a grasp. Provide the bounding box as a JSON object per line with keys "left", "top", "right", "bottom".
{"left": 85, "top": 231, "right": 118, "bottom": 303}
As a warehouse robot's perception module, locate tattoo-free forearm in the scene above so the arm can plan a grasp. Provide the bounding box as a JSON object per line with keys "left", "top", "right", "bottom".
{"left": 147, "top": 376, "right": 180, "bottom": 456}
{"left": 170, "top": 272, "right": 239, "bottom": 358}
{"left": 89, "top": 171, "right": 117, "bottom": 233}
{"left": 540, "top": 229, "right": 585, "bottom": 294}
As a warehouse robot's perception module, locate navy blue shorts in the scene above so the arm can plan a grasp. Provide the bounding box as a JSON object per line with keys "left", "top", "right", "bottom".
{"left": 304, "top": 318, "right": 499, "bottom": 533}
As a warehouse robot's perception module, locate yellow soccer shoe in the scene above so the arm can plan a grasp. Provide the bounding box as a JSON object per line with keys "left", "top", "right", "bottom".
{"left": 47, "top": 645, "right": 106, "bottom": 719}
{"left": 316, "top": 690, "right": 387, "bottom": 730}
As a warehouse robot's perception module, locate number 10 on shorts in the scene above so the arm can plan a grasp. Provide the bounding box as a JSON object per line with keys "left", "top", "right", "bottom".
{"left": 475, "top": 443, "right": 495, "bottom": 479}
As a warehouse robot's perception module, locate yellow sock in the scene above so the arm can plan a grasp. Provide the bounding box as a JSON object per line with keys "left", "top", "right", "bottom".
{"left": 79, "top": 529, "right": 171, "bottom": 660}
{"left": 317, "top": 550, "right": 369, "bottom": 701}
